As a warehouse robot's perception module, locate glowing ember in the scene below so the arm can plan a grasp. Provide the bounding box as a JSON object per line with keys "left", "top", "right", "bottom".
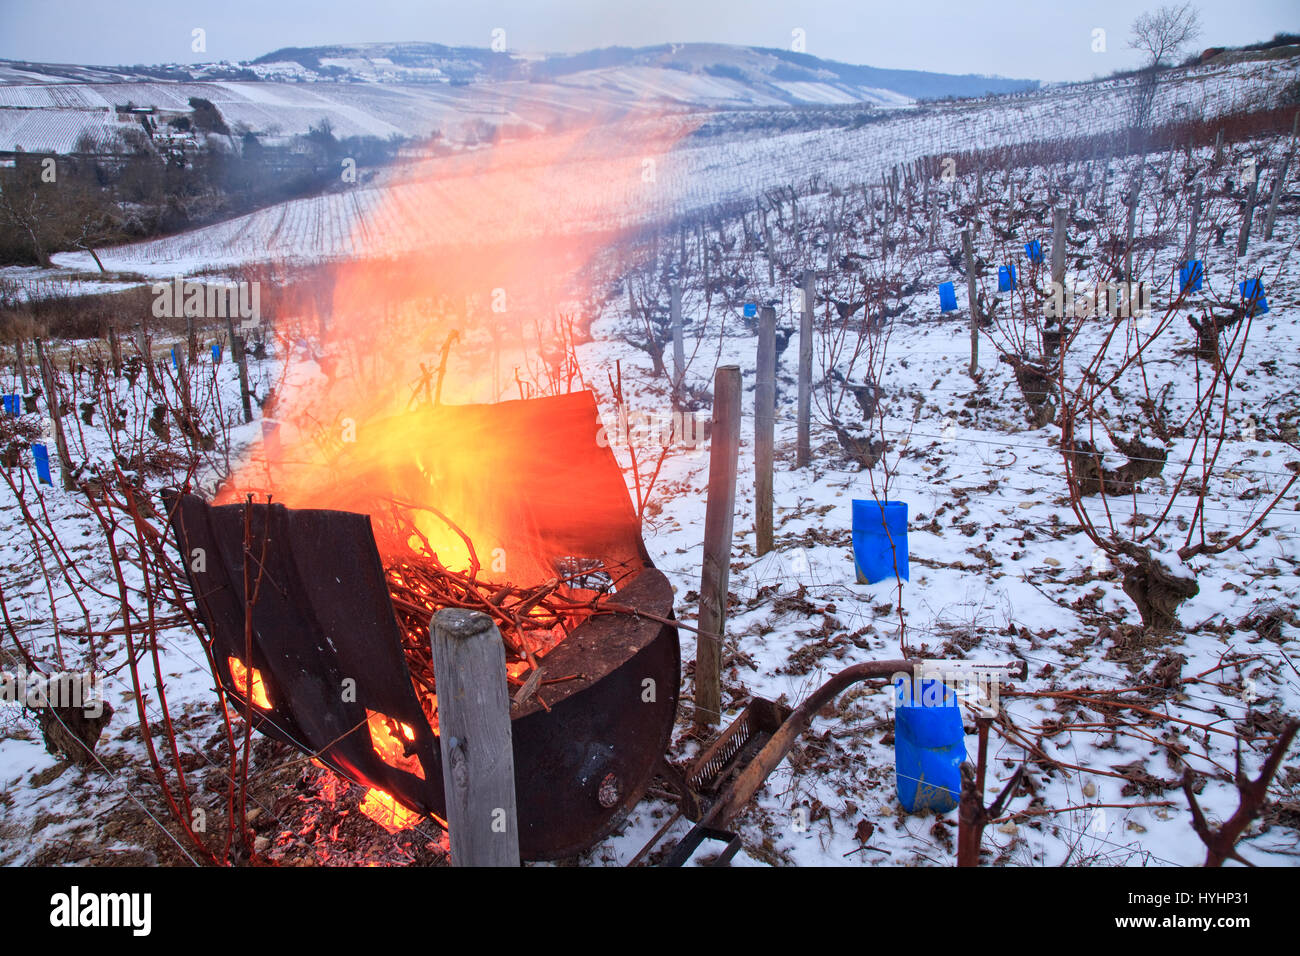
{"left": 360, "top": 788, "right": 424, "bottom": 833}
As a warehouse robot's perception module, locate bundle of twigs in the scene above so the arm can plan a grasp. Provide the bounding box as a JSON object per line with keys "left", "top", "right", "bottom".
{"left": 379, "top": 497, "right": 678, "bottom": 713}
{"left": 385, "top": 556, "right": 587, "bottom": 692}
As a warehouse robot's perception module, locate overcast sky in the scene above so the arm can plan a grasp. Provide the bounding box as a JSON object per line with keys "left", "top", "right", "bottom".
{"left": 1, "top": 0, "right": 1296, "bottom": 83}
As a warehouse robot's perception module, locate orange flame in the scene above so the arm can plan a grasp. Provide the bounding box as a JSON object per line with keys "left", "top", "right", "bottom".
{"left": 359, "top": 788, "right": 425, "bottom": 833}
{"left": 217, "top": 112, "right": 696, "bottom": 578}
{"left": 366, "top": 709, "right": 425, "bottom": 780}
{"left": 217, "top": 108, "right": 695, "bottom": 839}
{"left": 228, "top": 656, "right": 271, "bottom": 709}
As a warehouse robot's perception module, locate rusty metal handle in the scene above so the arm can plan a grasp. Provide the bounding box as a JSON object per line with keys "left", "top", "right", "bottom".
{"left": 702, "top": 659, "right": 918, "bottom": 829}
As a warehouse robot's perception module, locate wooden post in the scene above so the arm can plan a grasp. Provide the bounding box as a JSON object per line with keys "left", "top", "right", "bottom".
{"left": 826, "top": 196, "right": 838, "bottom": 273}
{"left": 1236, "top": 172, "right": 1259, "bottom": 258}
{"left": 429, "top": 608, "right": 520, "bottom": 867}
{"left": 1263, "top": 114, "right": 1297, "bottom": 241}
{"left": 15, "top": 340, "right": 29, "bottom": 395}
{"left": 106, "top": 324, "right": 121, "bottom": 378}
{"left": 696, "top": 365, "right": 741, "bottom": 730}
{"left": 185, "top": 313, "right": 198, "bottom": 365}
{"left": 33, "top": 337, "right": 75, "bottom": 491}
{"left": 1050, "top": 207, "right": 1067, "bottom": 294}
{"left": 962, "top": 229, "right": 979, "bottom": 378}
{"left": 797, "top": 270, "right": 813, "bottom": 469}
{"left": 177, "top": 353, "right": 193, "bottom": 423}
{"left": 225, "top": 315, "right": 253, "bottom": 424}
{"left": 1185, "top": 182, "right": 1203, "bottom": 263}
{"left": 670, "top": 281, "right": 684, "bottom": 398}
{"left": 137, "top": 320, "right": 159, "bottom": 393}
{"left": 1213, "top": 129, "right": 1223, "bottom": 166}
{"left": 699, "top": 223, "right": 708, "bottom": 289}
{"left": 761, "top": 210, "right": 775, "bottom": 285}
{"left": 755, "top": 306, "right": 775, "bottom": 557}
{"left": 1124, "top": 187, "right": 1138, "bottom": 283}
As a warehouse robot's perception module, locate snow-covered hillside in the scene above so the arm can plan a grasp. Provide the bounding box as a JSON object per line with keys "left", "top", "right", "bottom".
{"left": 42, "top": 54, "right": 1298, "bottom": 276}
{"left": 0, "top": 41, "right": 1045, "bottom": 155}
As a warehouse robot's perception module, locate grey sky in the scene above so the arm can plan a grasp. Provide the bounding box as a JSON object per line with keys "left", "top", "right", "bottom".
{"left": 1, "top": 0, "right": 1296, "bottom": 82}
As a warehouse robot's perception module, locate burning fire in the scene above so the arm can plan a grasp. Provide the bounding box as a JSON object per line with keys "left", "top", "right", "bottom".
{"left": 228, "top": 656, "right": 271, "bottom": 709}
{"left": 366, "top": 709, "right": 424, "bottom": 779}
{"left": 359, "top": 789, "right": 425, "bottom": 834}
{"left": 215, "top": 110, "right": 693, "bottom": 834}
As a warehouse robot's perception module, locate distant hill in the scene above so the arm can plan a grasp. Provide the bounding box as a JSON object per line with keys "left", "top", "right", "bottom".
{"left": 248, "top": 41, "right": 1039, "bottom": 104}
{"left": 0, "top": 40, "right": 1040, "bottom": 154}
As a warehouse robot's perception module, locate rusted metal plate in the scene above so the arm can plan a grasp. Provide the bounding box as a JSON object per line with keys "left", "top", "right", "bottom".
{"left": 511, "top": 567, "right": 679, "bottom": 858}
{"left": 166, "top": 492, "right": 446, "bottom": 818}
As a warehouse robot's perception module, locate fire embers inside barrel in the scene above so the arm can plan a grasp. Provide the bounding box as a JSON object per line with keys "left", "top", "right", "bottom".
{"left": 384, "top": 553, "right": 616, "bottom": 731}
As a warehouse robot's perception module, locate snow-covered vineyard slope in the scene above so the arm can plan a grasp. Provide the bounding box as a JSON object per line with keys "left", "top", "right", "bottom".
{"left": 0, "top": 75, "right": 638, "bottom": 153}
{"left": 46, "top": 55, "right": 1299, "bottom": 275}
{"left": 571, "top": 138, "right": 1300, "bottom": 865}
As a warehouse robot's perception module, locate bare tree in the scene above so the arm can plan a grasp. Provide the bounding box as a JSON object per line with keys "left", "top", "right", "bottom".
{"left": 1129, "top": 3, "right": 1202, "bottom": 68}
{"left": 1125, "top": 5, "right": 1202, "bottom": 151}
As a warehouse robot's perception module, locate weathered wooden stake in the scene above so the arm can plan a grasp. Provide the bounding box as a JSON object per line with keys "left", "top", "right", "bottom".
{"left": 1124, "top": 186, "right": 1138, "bottom": 283}
{"left": 1050, "top": 206, "right": 1067, "bottom": 293}
{"left": 106, "top": 324, "right": 121, "bottom": 378}
{"left": 696, "top": 365, "right": 741, "bottom": 730}
{"left": 224, "top": 315, "right": 254, "bottom": 423}
{"left": 15, "top": 340, "right": 29, "bottom": 394}
{"left": 177, "top": 353, "right": 193, "bottom": 421}
{"left": 1185, "top": 182, "right": 1203, "bottom": 262}
{"left": 1262, "top": 114, "right": 1297, "bottom": 241}
{"left": 670, "top": 281, "right": 684, "bottom": 398}
{"left": 1236, "top": 172, "right": 1259, "bottom": 258}
{"left": 33, "top": 337, "right": 75, "bottom": 490}
{"left": 761, "top": 210, "right": 775, "bottom": 285}
{"left": 755, "top": 306, "right": 775, "bottom": 556}
{"left": 826, "top": 197, "right": 838, "bottom": 273}
{"left": 137, "top": 318, "right": 160, "bottom": 392}
{"left": 430, "top": 608, "right": 520, "bottom": 867}
{"left": 962, "top": 229, "right": 979, "bottom": 378}
{"left": 797, "top": 270, "right": 813, "bottom": 468}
